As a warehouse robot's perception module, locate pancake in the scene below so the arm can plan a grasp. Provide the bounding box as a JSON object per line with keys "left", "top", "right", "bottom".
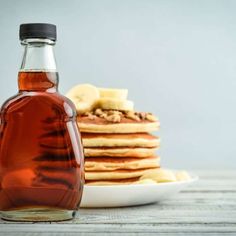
{"left": 85, "top": 177, "right": 140, "bottom": 185}
{"left": 81, "top": 133, "right": 160, "bottom": 148}
{"left": 78, "top": 121, "right": 159, "bottom": 133}
{"left": 85, "top": 178, "right": 157, "bottom": 186}
{"left": 85, "top": 168, "right": 159, "bottom": 180}
{"left": 84, "top": 147, "right": 158, "bottom": 158}
{"left": 77, "top": 115, "right": 159, "bottom": 133}
{"left": 85, "top": 156, "right": 160, "bottom": 171}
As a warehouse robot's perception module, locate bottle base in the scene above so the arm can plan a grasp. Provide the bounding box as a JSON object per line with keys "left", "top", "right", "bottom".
{"left": 0, "top": 208, "right": 76, "bottom": 222}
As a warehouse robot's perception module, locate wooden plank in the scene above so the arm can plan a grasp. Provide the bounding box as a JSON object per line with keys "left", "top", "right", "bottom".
{"left": 1, "top": 202, "right": 236, "bottom": 225}
{"left": 1, "top": 233, "right": 236, "bottom": 236}
{"left": 0, "top": 223, "right": 236, "bottom": 234}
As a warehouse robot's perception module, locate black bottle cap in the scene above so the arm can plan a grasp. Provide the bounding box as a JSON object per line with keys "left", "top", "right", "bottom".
{"left": 19, "top": 23, "right": 57, "bottom": 41}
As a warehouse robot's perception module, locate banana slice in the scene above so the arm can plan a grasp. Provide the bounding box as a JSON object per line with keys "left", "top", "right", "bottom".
{"left": 135, "top": 179, "right": 157, "bottom": 184}
{"left": 97, "top": 98, "right": 134, "bottom": 111}
{"left": 140, "top": 169, "right": 177, "bottom": 183}
{"left": 99, "top": 88, "right": 128, "bottom": 100}
{"left": 66, "top": 84, "right": 100, "bottom": 114}
{"left": 175, "top": 171, "right": 191, "bottom": 181}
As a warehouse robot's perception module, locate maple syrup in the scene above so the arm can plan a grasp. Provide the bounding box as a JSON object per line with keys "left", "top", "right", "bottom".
{"left": 0, "top": 24, "right": 84, "bottom": 221}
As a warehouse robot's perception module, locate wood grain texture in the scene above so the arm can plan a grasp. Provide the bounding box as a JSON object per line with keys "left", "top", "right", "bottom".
{"left": 0, "top": 170, "right": 235, "bottom": 235}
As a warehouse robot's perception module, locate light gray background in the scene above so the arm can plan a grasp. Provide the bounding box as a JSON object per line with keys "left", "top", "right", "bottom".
{"left": 0, "top": 0, "right": 235, "bottom": 169}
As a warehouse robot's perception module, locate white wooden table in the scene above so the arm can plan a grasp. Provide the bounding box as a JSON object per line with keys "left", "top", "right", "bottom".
{"left": 0, "top": 170, "right": 235, "bottom": 235}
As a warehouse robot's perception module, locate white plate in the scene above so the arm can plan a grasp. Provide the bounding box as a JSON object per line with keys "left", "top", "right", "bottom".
{"left": 80, "top": 173, "right": 198, "bottom": 208}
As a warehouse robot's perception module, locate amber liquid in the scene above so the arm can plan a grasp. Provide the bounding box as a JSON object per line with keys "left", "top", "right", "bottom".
{"left": 0, "top": 71, "right": 84, "bottom": 212}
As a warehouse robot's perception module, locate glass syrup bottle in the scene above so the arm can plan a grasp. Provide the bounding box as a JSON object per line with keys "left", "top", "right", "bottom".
{"left": 0, "top": 23, "right": 84, "bottom": 221}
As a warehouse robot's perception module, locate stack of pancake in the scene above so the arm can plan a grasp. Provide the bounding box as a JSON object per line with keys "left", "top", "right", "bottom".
{"left": 66, "top": 84, "right": 160, "bottom": 185}
{"left": 77, "top": 109, "right": 160, "bottom": 185}
{"left": 66, "top": 84, "right": 191, "bottom": 185}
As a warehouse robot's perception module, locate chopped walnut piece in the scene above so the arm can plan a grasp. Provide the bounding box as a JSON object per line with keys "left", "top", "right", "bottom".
{"left": 107, "top": 110, "right": 122, "bottom": 116}
{"left": 84, "top": 111, "right": 91, "bottom": 116}
{"left": 94, "top": 108, "right": 103, "bottom": 116}
{"left": 106, "top": 114, "right": 121, "bottom": 123}
{"left": 126, "top": 111, "right": 140, "bottom": 121}
{"left": 146, "top": 113, "right": 157, "bottom": 122}
{"left": 107, "top": 110, "right": 114, "bottom": 115}
{"left": 88, "top": 113, "right": 96, "bottom": 120}
{"left": 99, "top": 113, "right": 108, "bottom": 119}
{"left": 139, "top": 112, "right": 147, "bottom": 120}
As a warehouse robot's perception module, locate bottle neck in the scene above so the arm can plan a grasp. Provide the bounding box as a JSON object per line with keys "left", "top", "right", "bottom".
{"left": 18, "top": 38, "right": 58, "bottom": 92}
{"left": 20, "top": 38, "right": 57, "bottom": 71}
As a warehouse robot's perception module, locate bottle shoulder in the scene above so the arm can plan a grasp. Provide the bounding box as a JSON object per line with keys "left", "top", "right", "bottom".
{"left": 0, "top": 93, "right": 23, "bottom": 112}
{"left": 0, "top": 92, "right": 77, "bottom": 119}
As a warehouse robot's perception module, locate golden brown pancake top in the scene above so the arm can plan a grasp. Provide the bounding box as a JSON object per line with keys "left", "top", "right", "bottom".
{"left": 85, "top": 167, "right": 159, "bottom": 173}
{"left": 77, "top": 109, "right": 159, "bottom": 125}
{"left": 84, "top": 146, "right": 159, "bottom": 150}
{"left": 78, "top": 116, "right": 159, "bottom": 125}
{"left": 85, "top": 156, "right": 160, "bottom": 163}
{"left": 81, "top": 132, "right": 158, "bottom": 140}
{"left": 85, "top": 177, "right": 140, "bottom": 184}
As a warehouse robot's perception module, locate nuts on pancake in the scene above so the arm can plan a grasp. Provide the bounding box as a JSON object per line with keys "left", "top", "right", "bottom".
{"left": 106, "top": 114, "right": 121, "bottom": 123}
{"left": 139, "top": 112, "right": 147, "bottom": 120}
{"left": 88, "top": 113, "right": 96, "bottom": 120}
{"left": 81, "top": 109, "right": 157, "bottom": 123}
{"left": 126, "top": 111, "right": 140, "bottom": 121}
{"left": 99, "top": 113, "right": 108, "bottom": 119}
{"left": 84, "top": 111, "right": 91, "bottom": 116}
{"left": 107, "top": 110, "right": 122, "bottom": 116}
{"left": 94, "top": 108, "right": 103, "bottom": 116}
{"left": 146, "top": 113, "right": 157, "bottom": 122}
